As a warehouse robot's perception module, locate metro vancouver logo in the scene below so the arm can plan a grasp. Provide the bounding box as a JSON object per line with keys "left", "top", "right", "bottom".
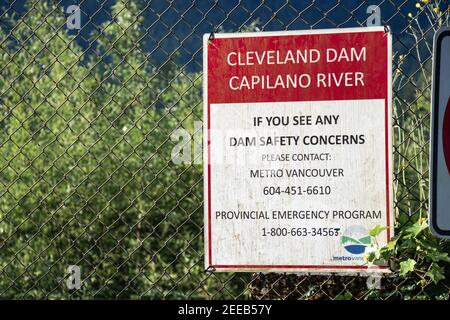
{"left": 341, "top": 225, "right": 371, "bottom": 255}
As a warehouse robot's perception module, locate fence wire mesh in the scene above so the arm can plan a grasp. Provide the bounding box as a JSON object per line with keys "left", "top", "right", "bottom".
{"left": 0, "top": 0, "right": 449, "bottom": 299}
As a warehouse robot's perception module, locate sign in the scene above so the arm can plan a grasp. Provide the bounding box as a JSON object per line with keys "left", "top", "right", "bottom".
{"left": 430, "top": 27, "right": 450, "bottom": 238}
{"left": 203, "top": 27, "right": 393, "bottom": 272}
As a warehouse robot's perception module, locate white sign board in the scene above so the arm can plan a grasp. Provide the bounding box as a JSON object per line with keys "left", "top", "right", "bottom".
{"left": 430, "top": 27, "right": 450, "bottom": 238}
{"left": 204, "top": 27, "right": 393, "bottom": 272}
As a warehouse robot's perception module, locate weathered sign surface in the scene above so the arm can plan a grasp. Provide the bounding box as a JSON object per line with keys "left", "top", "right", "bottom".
{"left": 204, "top": 27, "right": 393, "bottom": 272}
{"left": 430, "top": 27, "right": 450, "bottom": 238}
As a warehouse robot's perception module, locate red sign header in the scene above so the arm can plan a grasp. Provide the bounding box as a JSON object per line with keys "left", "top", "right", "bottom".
{"left": 207, "top": 30, "right": 388, "bottom": 104}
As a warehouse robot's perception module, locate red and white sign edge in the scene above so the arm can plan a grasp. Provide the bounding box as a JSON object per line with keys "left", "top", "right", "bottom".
{"left": 430, "top": 27, "right": 450, "bottom": 238}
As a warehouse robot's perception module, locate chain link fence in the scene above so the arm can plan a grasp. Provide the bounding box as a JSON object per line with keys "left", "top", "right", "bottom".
{"left": 0, "top": 0, "right": 449, "bottom": 299}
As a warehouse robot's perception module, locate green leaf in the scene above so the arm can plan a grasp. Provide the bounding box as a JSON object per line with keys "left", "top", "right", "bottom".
{"left": 427, "top": 263, "right": 445, "bottom": 284}
{"left": 364, "top": 251, "right": 377, "bottom": 263}
{"left": 369, "top": 225, "right": 388, "bottom": 237}
{"left": 429, "top": 251, "right": 450, "bottom": 263}
{"left": 385, "top": 237, "right": 398, "bottom": 251}
{"left": 370, "top": 237, "right": 398, "bottom": 262}
{"left": 335, "top": 290, "right": 353, "bottom": 300}
{"left": 404, "top": 221, "right": 427, "bottom": 238}
{"left": 382, "top": 238, "right": 398, "bottom": 253}
{"left": 399, "top": 259, "right": 416, "bottom": 276}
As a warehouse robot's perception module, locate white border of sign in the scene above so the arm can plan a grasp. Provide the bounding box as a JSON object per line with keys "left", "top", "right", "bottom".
{"left": 203, "top": 26, "right": 393, "bottom": 272}
{"left": 430, "top": 27, "right": 450, "bottom": 238}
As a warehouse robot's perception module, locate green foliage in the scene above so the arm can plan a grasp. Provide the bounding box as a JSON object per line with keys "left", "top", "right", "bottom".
{"left": 335, "top": 290, "right": 353, "bottom": 300}
{"left": 0, "top": 0, "right": 249, "bottom": 298}
{"left": 399, "top": 259, "right": 416, "bottom": 277}
{"left": 364, "top": 1, "right": 450, "bottom": 296}
{"left": 366, "top": 1, "right": 450, "bottom": 297}
{"left": 368, "top": 225, "right": 387, "bottom": 237}
{"left": 427, "top": 263, "right": 445, "bottom": 284}
{"left": 366, "top": 218, "right": 450, "bottom": 299}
